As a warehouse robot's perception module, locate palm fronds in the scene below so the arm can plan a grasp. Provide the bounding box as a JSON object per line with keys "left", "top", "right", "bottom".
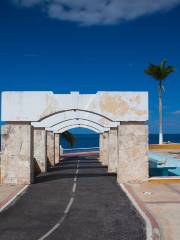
{"left": 144, "top": 59, "right": 175, "bottom": 81}
{"left": 61, "top": 131, "right": 76, "bottom": 147}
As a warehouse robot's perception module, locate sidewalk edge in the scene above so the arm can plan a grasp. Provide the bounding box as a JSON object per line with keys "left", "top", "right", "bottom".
{"left": 0, "top": 185, "right": 28, "bottom": 213}
{"left": 120, "top": 183, "right": 161, "bottom": 240}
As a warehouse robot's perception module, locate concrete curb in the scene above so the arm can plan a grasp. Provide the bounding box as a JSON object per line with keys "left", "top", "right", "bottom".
{"left": 0, "top": 185, "right": 28, "bottom": 213}
{"left": 120, "top": 183, "right": 161, "bottom": 240}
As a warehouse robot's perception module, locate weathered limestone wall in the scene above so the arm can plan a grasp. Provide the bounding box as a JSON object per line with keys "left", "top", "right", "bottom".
{"left": 108, "top": 128, "right": 118, "bottom": 173}
{"left": 34, "top": 128, "right": 47, "bottom": 173}
{"left": 117, "top": 123, "right": 148, "bottom": 183}
{"left": 1, "top": 123, "right": 34, "bottom": 184}
{"left": 100, "top": 132, "right": 109, "bottom": 165}
{"left": 1, "top": 91, "right": 149, "bottom": 185}
{"left": 2, "top": 92, "right": 148, "bottom": 122}
{"left": 47, "top": 131, "right": 55, "bottom": 167}
{"left": 54, "top": 133, "right": 60, "bottom": 164}
{"left": 99, "top": 133, "right": 103, "bottom": 163}
{"left": 60, "top": 145, "right": 63, "bottom": 157}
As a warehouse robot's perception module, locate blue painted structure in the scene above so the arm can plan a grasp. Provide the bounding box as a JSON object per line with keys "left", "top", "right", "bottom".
{"left": 149, "top": 152, "right": 180, "bottom": 176}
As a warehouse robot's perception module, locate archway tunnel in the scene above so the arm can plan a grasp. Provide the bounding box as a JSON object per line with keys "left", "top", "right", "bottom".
{"left": 1, "top": 91, "right": 149, "bottom": 185}
{"left": 33, "top": 126, "right": 117, "bottom": 184}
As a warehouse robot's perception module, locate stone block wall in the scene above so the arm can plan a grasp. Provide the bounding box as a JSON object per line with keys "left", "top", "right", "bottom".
{"left": 117, "top": 123, "right": 148, "bottom": 183}
{"left": 34, "top": 128, "right": 47, "bottom": 173}
{"left": 47, "top": 131, "right": 55, "bottom": 167}
{"left": 54, "top": 133, "right": 60, "bottom": 164}
{"left": 99, "top": 134, "right": 103, "bottom": 163}
{"left": 100, "top": 132, "right": 109, "bottom": 165}
{"left": 1, "top": 123, "right": 34, "bottom": 184}
{"left": 108, "top": 128, "right": 118, "bottom": 173}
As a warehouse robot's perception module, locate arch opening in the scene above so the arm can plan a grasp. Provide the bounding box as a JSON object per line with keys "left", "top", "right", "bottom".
{"left": 60, "top": 127, "right": 100, "bottom": 156}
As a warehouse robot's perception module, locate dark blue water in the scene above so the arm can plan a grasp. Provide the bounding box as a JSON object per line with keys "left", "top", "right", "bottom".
{"left": 61, "top": 133, "right": 180, "bottom": 176}
{"left": 149, "top": 134, "right": 180, "bottom": 144}
{"left": 61, "top": 133, "right": 180, "bottom": 149}
{"left": 61, "top": 134, "right": 99, "bottom": 149}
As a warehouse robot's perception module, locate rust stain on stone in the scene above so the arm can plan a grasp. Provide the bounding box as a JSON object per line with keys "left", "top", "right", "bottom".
{"left": 100, "top": 93, "right": 147, "bottom": 117}
{"left": 130, "top": 95, "right": 141, "bottom": 104}
{"left": 131, "top": 108, "right": 147, "bottom": 116}
{"left": 100, "top": 93, "right": 130, "bottom": 116}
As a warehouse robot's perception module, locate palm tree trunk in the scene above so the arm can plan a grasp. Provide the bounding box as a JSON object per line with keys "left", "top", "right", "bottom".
{"left": 159, "top": 81, "right": 163, "bottom": 144}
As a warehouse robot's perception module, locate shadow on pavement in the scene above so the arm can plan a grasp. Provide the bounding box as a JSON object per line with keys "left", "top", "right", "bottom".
{"left": 35, "top": 156, "right": 116, "bottom": 184}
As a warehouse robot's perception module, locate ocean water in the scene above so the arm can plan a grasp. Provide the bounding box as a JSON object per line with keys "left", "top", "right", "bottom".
{"left": 61, "top": 133, "right": 180, "bottom": 177}
{"left": 61, "top": 133, "right": 100, "bottom": 149}
{"left": 61, "top": 133, "right": 180, "bottom": 149}
{"left": 149, "top": 134, "right": 180, "bottom": 144}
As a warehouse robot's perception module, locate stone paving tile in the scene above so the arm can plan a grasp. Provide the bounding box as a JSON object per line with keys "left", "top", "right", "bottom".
{"left": 131, "top": 183, "right": 180, "bottom": 202}
{"left": 0, "top": 184, "right": 24, "bottom": 206}
{"left": 128, "top": 182, "right": 180, "bottom": 240}
{"left": 147, "top": 204, "right": 180, "bottom": 240}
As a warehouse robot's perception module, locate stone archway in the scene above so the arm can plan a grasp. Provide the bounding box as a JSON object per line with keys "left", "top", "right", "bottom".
{"left": 46, "top": 119, "right": 110, "bottom": 132}
{"left": 1, "top": 91, "right": 148, "bottom": 184}
{"left": 57, "top": 124, "right": 106, "bottom": 133}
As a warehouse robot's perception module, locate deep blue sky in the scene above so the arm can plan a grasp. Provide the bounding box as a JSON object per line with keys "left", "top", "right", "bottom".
{"left": 0, "top": 0, "right": 180, "bottom": 133}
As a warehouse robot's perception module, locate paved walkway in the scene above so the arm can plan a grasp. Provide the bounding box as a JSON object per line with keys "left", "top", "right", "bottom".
{"left": 126, "top": 182, "right": 180, "bottom": 240}
{"left": 0, "top": 156, "right": 145, "bottom": 240}
{"left": 0, "top": 184, "right": 25, "bottom": 210}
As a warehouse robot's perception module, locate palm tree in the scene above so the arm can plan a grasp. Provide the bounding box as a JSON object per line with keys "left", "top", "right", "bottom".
{"left": 61, "top": 131, "right": 76, "bottom": 147}
{"left": 145, "top": 59, "right": 175, "bottom": 144}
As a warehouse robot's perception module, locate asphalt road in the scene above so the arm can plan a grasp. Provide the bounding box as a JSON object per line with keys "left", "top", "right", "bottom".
{"left": 0, "top": 156, "right": 146, "bottom": 240}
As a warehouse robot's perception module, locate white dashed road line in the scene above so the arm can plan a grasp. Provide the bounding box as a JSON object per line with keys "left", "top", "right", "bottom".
{"left": 64, "top": 197, "right": 74, "bottom": 214}
{"left": 72, "top": 183, "right": 77, "bottom": 193}
{"left": 37, "top": 158, "right": 80, "bottom": 240}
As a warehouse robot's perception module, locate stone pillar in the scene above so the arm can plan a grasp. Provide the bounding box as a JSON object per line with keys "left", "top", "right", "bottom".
{"left": 33, "top": 127, "right": 47, "bottom": 173}
{"left": 47, "top": 131, "right": 55, "bottom": 167}
{"left": 54, "top": 133, "right": 60, "bottom": 165}
{"left": 60, "top": 145, "right": 63, "bottom": 157}
{"left": 108, "top": 127, "right": 118, "bottom": 173}
{"left": 99, "top": 133, "right": 103, "bottom": 163}
{"left": 99, "top": 132, "right": 109, "bottom": 165}
{"left": 1, "top": 123, "right": 34, "bottom": 184}
{"left": 117, "top": 123, "right": 148, "bottom": 183}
